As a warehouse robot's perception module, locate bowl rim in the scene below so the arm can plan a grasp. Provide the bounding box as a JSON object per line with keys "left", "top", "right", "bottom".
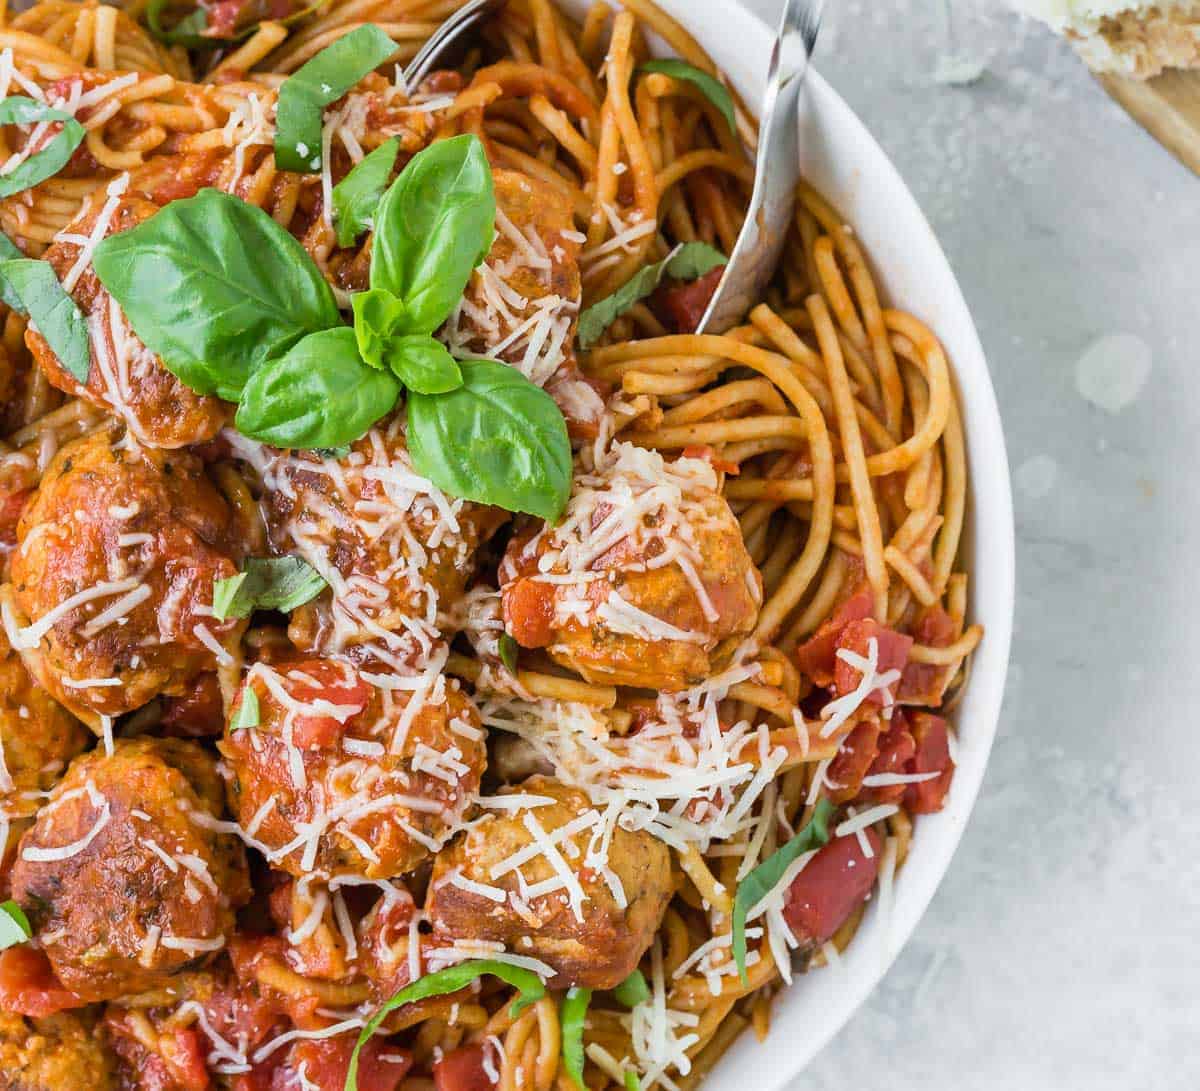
{"left": 557, "top": 0, "right": 1016, "bottom": 1084}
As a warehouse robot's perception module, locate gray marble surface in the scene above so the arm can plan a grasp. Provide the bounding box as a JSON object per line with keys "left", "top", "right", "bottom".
{"left": 732, "top": 1, "right": 1200, "bottom": 1087}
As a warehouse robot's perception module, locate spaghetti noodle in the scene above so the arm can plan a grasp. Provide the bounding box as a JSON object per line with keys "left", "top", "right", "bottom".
{"left": 0, "top": 1, "right": 982, "bottom": 1088}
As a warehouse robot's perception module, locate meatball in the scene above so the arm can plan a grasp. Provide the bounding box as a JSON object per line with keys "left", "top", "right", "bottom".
{"left": 9, "top": 737, "right": 251, "bottom": 1003}
{"left": 219, "top": 657, "right": 486, "bottom": 880}
{"left": 0, "top": 645, "right": 88, "bottom": 871}
{"left": 499, "top": 443, "right": 762, "bottom": 691}
{"left": 25, "top": 189, "right": 226, "bottom": 449}
{"left": 253, "top": 417, "right": 504, "bottom": 657}
{"left": 0, "top": 1009, "right": 116, "bottom": 1091}
{"left": 426, "top": 777, "right": 671, "bottom": 989}
{"left": 7, "top": 430, "right": 244, "bottom": 724}
{"left": 445, "top": 169, "right": 605, "bottom": 437}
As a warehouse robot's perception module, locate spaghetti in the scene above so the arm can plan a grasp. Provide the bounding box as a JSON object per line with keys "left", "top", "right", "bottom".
{"left": 0, "top": 1, "right": 982, "bottom": 1089}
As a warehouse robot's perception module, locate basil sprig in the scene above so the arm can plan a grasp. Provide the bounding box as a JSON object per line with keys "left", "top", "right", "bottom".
{"left": 93, "top": 188, "right": 340, "bottom": 401}
{"left": 498, "top": 632, "right": 520, "bottom": 674}
{"left": 0, "top": 259, "right": 90, "bottom": 382}
{"left": 0, "top": 901, "right": 31, "bottom": 950}
{"left": 408, "top": 360, "right": 572, "bottom": 523}
{"left": 577, "top": 241, "right": 726, "bottom": 349}
{"left": 731, "top": 798, "right": 834, "bottom": 983}
{"left": 640, "top": 59, "right": 737, "bottom": 135}
{"left": 212, "top": 556, "right": 328, "bottom": 620}
{"left": 560, "top": 986, "right": 591, "bottom": 1090}
{"left": 0, "top": 232, "right": 27, "bottom": 314}
{"left": 275, "top": 24, "right": 397, "bottom": 173}
{"left": 332, "top": 137, "right": 399, "bottom": 248}
{"left": 346, "top": 960, "right": 546, "bottom": 1091}
{"left": 0, "top": 97, "right": 85, "bottom": 199}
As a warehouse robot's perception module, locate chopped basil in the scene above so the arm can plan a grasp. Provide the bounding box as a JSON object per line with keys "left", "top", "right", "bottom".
{"left": 346, "top": 959, "right": 546, "bottom": 1091}
{"left": 0, "top": 97, "right": 85, "bottom": 198}
{"left": 577, "top": 241, "right": 726, "bottom": 349}
{"left": 274, "top": 24, "right": 398, "bottom": 173}
{"left": 93, "top": 188, "right": 341, "bottom": 401}
{"left": 731, "top": 798, "right": 834, "bottom": 983}
{"left": 230, "top": 686, "right": 259, "bottom": 730}
{"left": 332, "top": 137, "right": 400, "bottom": 248}
{"left": 212, "top": 556, "right": 328, "bottom": 620}
{"left": 560, "top": 986, "right": 591, "bottom": 1090}
{"left": 0, "top": 900, "right": 31, "bottom": 950}
{"left": 0, "top": 259, "right": 90, "bottom": 383}
{"left": 145, "top": 0, "right": 209, "bottom": 46}
{"left": 625, "top": 1072, "right": 641, "bottom": 1091}
{"left": 498, "top": 632, "right": 520, "bottom": 674}
{"left": 639, "top": 59, "right": 737, "bottom": 135}
{"left": 407, "top": 360, "right": 572, "bottom": 523}
{"left": 612, "top": 968, "right": 650, "bottom": 1008}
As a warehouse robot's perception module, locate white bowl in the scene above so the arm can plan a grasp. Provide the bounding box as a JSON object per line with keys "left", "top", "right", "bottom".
{"left": 558, "top": 0, "right": 1017, "bottom": 1085}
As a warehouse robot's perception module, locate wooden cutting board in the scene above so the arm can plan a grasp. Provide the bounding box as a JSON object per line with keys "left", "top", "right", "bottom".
{"left": 1097, "top": 69, "right": 1200, "bottom": 176}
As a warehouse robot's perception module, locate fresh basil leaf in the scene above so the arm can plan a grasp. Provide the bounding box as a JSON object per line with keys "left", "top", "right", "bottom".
{"left": 333, "top": 137, "right": 400, "bottom": 248}
{"left": 577, "top": 241, "right": 726, "bottom": 349}
{"left": 640, "top": 59, "right": 737, "bottom": 135}
{"left": 231, "top": 686, "right": 259, "bottom": 730}
{"left": 346, "top": 960, "right": 546, "bottom": 1091}
{"left": 407, "top": 359, "right": 571, "bottom": 522}
{"left": 274, "top": 24, "right": 397, "bottom": 173}
{"left": 612, "top": 968, "right": 650, "bottom": 1009}
{"left": 213, "top": 556, "right": 328, "bottom": 620}
{"left": 93, "top": 188, "right": 340, "bottom": 401}
{"left": 0, "top": 97, "right": 85, "bottom": 199}
{"left": 0, "top": 259, "right": 89, "bottom": 383}
{"left": 0, "top": 232, "right": 26, "bottom": 314}
{"left": 235, "top": 326, "right": 399, "bottom": 449}
{"left": 386, "top": 334, "right": 462, "bottom": 395}
{"left": 561, "top": 986, "right": 591, "bottom": 1090}
{"left": 145, "top": 0, "right": 209, "bottom": 46}
{"left": 625, "top": 1072, "right": 641, "bottom": 1091}
{"left": 498, "top": 632, "right": 519, "bottom": 674}
{"left": 351, "top": 287, "right": 410, "bottom": 369}
{"left": 317, "top": 445, "right": 350, "bottom": 460}
{"left": 0, "top": 900, "right": 31, "bottom": 950}
{"left": 731, "top": 798, "right": 834, "bottom": 984}
{"left": 370, "top": 133, "right": 495, "bottom": 333}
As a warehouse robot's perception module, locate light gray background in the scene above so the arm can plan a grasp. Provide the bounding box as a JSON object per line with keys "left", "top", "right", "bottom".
{"left": 733, "top": 0, "right": 1200, "bottom": 1086}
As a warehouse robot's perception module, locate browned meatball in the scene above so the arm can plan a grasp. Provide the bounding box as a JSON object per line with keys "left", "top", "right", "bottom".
{"left": 0, "top": 643, "right": 89, "bottom": 874}
{"left": 219, "top": 657, "right": 486, "bottom": 880}
{"left": 25, "top": 190, "right": 226, "bottom": 449}
{"left": 9, "top": 737, "right": 250, "bottom": 1004}
{"left": 0, "top": 1009, "right": 116, "bottom": 1091}
{"left": 444, "top": 169, "right": 605, "bottom": 437}
{"left": 426, "top": 777, "right": 671, "bottom": 989}
{"left": 252, "top": 418, "right": 505, "bottom": 657}
{"left": 7, "top": 430, "right": 244, "bottom": 725}
{"left": 499, "top": 443, "right": 762, "bottom": 691}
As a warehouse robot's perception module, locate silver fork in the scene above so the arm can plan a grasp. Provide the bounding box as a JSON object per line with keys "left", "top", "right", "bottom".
{"left": 404, "top": 0, "right": 509, "bottom": 87}
{"left": 697, "top": 0, "right": 827, "bottom": 334}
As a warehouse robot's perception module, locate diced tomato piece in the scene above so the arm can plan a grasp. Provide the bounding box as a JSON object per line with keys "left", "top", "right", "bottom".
{"left": 654, "top": 266, "right": 725, "bottom": 333}
{"left": 795, "top": 584, "right": 873, "bottom": 686}
{"left": 858, "top": 713, "right": 917, "bottom": 805}
{"left": 898, "top": 606, "right": 961, "bottom": 707}
{"left": 276, "top": 1037, "right": 411, "bottom": 1091}
{"left": 501, "top": 578, "right": 556, "bottom": 648}
{"left": 161, "top": 1028, "right": 211, "bottom": 1091}
{"left": 824, "top": 718, "right": 881, "bottom": 804}
{"left": 904, "top": 712, "right": 954, "bottom": 814}
{"left": 832, "top": 619, "right": 912, "bottom": 706}
{"left": 0, "top": 947, "right": 86, "bottom": 1017}
{"left": 782, "top": 827, "right": 883, "bottom": 949}
{"left": 161, "top": 671, "right": 225, "bottom": 737}
{"left": 0, "top": 488, "right": 31, "bottom": 547}
{"left": 433, "top": 1043, "right": 496, "bottom": 1091}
